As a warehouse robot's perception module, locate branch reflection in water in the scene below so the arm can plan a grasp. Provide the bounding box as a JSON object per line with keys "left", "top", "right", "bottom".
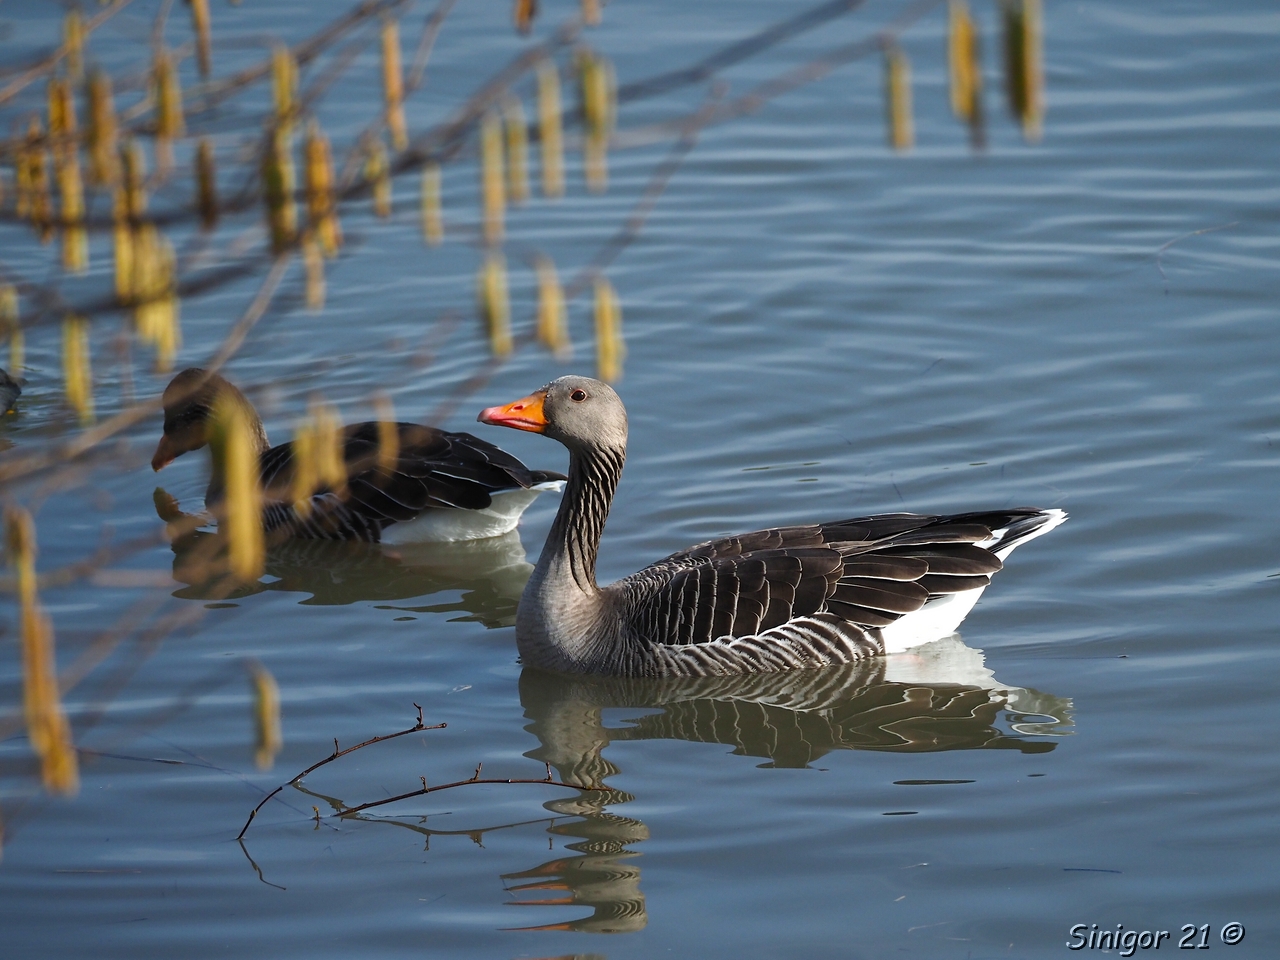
{"left": 303, "top": 646, "right": 1070, "bottom": 934}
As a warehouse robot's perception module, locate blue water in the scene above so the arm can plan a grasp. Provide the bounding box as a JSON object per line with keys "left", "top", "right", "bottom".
{"left": 1, "top": 0, "right": 1278, "bottom": 956}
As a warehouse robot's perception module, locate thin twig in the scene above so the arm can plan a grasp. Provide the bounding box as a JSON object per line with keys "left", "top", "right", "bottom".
{"left": 335, "top": 770, "right": 601, "bottom": 818}
{"left": 237, "top": 704, "right": 444, "bottom": 839}
{"left": 0, "top": 0, "right": 136, "bottom": 107}
{"left": 1155, "top": 222, "right": 1238, "bottom": 290}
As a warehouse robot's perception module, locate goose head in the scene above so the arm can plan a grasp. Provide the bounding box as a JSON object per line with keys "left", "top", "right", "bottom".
{"left": 478, "top": 375, "right": 627, "bottom": 454}
{"left": 152, "top": 368, "right": 264, "bottom": 471}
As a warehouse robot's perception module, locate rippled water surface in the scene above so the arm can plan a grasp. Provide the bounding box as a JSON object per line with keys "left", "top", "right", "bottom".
{"left": 2, "top": 0, "right": 1278, "bottom": 957}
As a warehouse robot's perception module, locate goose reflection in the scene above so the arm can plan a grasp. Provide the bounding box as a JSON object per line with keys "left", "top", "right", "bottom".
{"left": 157, "top": 488, "right": 532, "bottom": 626}
{"left": 504, "top": 640, "right": 1072, "bottom": 932}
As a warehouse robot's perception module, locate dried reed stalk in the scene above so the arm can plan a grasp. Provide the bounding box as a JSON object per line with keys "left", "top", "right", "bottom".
{"left": 111, "top": 141, "right": 146, "bottom": 306}
{"left": 62, "top": 315, "right": 93, "bottom": 423}
{"left": 262, "top": 129, "right": 297, "bottom": 252}
{"left": 248, "top": 661, "right": 282, "bottom": 771}
{"left": 285, "top": 402, "right": 348, "bottom": 515}
{"left": 479, "top": 109, "right": 505, "bottom": 245}
{"left": 513, "top": 0, "right": 537, "bottom": 36}
{"left": 303, "top": 232, "right": 325, "bottom": 311}
{"left": 593, "top": 275, "right": 623, "bottom": 382}
{"left": 133, "top": 224, "right": 181, "bottom": 371}
{"left": 196, "top": 137, "right": 218, "bottom": 229}
{"left": 948, "top": 0, "right": 984, "bottom": 148}
{"left": 579, "top": 49, "right": 615, "bottom": 192}
{"left": 59, "top": 153, "right": 88, "bottom": 273}
{"left": 211, "top": 395, "right": 265, "bottom": 582}
{"left": 113, "top": 220, "right": 135, "bottom": 305}
{"left": 273, "top": 45, "right": 299, "bottom": 137}
{"left": 535, "top": 254, "right": 570, "bottom": 359}
{"left": 1002, "top": 0, "right": 1043, "bottom": 142}
{"left": 502, "top": 94, "right": 530, "bottom": 205}
{"left": 884, "top": 43, "right": 913, "bottom": 152}
{"left": 420, "top": 163, "right": 443, "bottom": 246}
{"left": 189, "top": 0, "right": 213, "bottom": 78}
{"left": 87, "top": 71, "right": 119, "bottom": 188}
{"left": 7, "top": 508, "right": 79, "bottom": 796}
{"left": 309, "top": 400, "right": 347, "bottom": 497}
{"left": 382, "top": 16, "right": 408, "bottom": 151}
{"left": 47, "top": 77, "right": 76, "bottom": 176}
{"left": 372, "top": 393, "right": 398, "bottom": 474}
{"left": 477, "top": 253, "right": 512, "bottom": 357}
{"left": 25, "top": 119, "right": 53, "bottom": 243}
{"left": 154, "top": 49, "right": 185, "bottom": 174}
{"left": 365, "top": 136, "right": 392, "bottom": 218}
{"left": 120, "top": 139, "right": 148, "bottom": 220}
{"left": 289, "top": 422, "right": 318, "bottom": 517}
{"left": 63, "top": 10, "right": 85, "bottom": 82}
{"left": 304, "top": 122, "right": 342, "bottom": 255}
{"left": 0, "top": 287, "right": 20, "bottom": 375}
{"left": 537, "top": 59, "right": 565, "bottom": 199}
{"left": 48, "top": 78, "right": 87, "bottom": 272}
{"left": 15, "top": 121, "right": 34, "bottom": 221}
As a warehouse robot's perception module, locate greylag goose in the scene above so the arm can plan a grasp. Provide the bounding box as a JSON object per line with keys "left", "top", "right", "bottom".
{"left": 153, "top": 368, "right": 564, "bottom": 543}
{"left": 479, "top": 375, "right": 1066, "bottom": 678}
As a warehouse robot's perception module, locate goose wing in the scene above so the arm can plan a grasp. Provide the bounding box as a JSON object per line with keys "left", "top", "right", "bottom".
{"left": 258, "top": 423, "right": 566, "bottom": 540}
{"left": 614, "top": 511, "right": 1047, "bottom": 675}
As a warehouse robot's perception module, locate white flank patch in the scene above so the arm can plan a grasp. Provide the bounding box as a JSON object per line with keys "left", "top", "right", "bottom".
{"left": 380, "top": 480, "right": 563, "bottom": 544}
{"left": 879, "top": 587, "right": 987, "bottom": 653}
{"left": 881, "top": 508, "right": 1067, "bottom": 652}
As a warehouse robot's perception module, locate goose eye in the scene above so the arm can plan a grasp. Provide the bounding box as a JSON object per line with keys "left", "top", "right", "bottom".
{"left": 570, "top": 389, "right": 587, "bottom": 402}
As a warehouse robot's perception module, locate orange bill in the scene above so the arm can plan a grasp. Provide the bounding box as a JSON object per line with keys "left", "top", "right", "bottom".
{"left": 478, "top": 389, "right": 548, "bottom": 433}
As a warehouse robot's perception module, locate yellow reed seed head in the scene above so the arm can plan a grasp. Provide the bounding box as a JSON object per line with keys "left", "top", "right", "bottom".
{"left": 480, "top": 111, "right": 505, "bottom": 245}
{"left": 884, "top": 44, "right": 914, "bottom": 152}
{"left": 64, "top": 9, "right": 85, "bottom": 81}
{"left": 477, "top": 254, "right": 512, "bottom": 357}
{"left": 537, "top": 59, "right": 565, "bottom": 199}
{"left": 248, "top": 661, "right": 282, "bottom": 771}
{"left": 382, "top": 17, "right": 407, "bottom": 151}
{"left": 421, "top": 164, "right": 443, "bottom": 247}
{"left": 536, "top": 255, "right": 571, "bottom": 360}
{"left": 594, "top": 276, "right": 624, "bottom": 383}
{"left": 61, "top": 315, "right": 93, "bottom": 424}
{"left": 211, "top": 395, "right": 265, "bottom": 582}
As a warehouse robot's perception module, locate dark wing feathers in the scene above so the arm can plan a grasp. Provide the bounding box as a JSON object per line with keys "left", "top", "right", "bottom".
{"left": 875, "top": 544, "right": 1002, "bottom": 576}
{"left": 255, "top": 421, "right": 565, "bottom": 541}
{"left": 621, "top": 510, "right": 1053, "bottom": 650}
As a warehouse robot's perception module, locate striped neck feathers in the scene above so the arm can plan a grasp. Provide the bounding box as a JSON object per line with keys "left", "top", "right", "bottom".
{"left": 540, "top": 439, "right": 626, "bottom": 595}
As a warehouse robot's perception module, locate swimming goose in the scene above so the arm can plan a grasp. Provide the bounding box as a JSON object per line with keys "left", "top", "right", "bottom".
{"left": 153, "top": 368, "right": 564, "bottom": 543}
{"left": 479, "top": 375, "right": 1065, "bottom": 678}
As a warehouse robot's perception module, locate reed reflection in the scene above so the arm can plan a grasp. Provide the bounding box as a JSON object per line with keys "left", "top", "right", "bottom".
{"left": 506, "top": 641, "right": 1072, "bottom": 932}
{"left": 157, "top": 487, "right": 531, "bottom": 626}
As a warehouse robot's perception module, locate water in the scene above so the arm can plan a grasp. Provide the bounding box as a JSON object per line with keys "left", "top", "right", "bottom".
{"left": 2, "top": 0, "right": 1278, "bottom": 956}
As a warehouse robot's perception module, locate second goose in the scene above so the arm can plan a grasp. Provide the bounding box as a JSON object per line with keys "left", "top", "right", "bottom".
{"left": 154, "top": 368, "right": 564, "bottom": 543}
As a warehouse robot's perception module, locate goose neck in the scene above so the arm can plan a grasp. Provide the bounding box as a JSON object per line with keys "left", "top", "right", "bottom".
{"left": 541, "top": 440, "right": 625, "bottom": 594}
